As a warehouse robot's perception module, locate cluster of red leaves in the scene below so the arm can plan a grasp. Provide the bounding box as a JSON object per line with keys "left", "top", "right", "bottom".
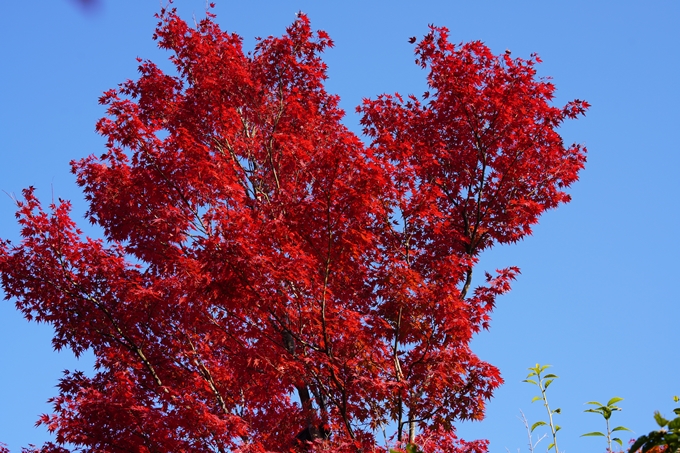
{"left": 0, "top": 6, "right": 587, "bottom": 453}
{"left": 634, "top": 447, "right": 669, "bottom": 453}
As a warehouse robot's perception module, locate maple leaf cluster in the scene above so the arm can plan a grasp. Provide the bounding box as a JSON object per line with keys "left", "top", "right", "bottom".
{"left": 0, "top": 6, "right": 587, "bottom": 453}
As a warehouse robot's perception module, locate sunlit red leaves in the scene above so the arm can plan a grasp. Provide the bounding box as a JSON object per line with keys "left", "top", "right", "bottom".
{"left": 360, "top": 30, "right": 587, "bottom": 252}
{"left": 0, "top": 8, "right": 587, "bottom": 453}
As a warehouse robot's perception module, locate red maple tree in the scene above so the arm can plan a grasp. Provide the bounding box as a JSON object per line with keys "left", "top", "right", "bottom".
{"left": 0, "top": 5, "right": 588, "bottom": 453}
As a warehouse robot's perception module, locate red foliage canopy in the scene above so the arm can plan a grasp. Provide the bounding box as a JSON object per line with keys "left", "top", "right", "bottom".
{"left": 0, "top": 6, "right": 588, "bottom": 453}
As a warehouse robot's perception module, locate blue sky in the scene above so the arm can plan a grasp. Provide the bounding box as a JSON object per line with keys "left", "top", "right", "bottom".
{"left": 1, "top": 1, "right": 678, "bottom": 451}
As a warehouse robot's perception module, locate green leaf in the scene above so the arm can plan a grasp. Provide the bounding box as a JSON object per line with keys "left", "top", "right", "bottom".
{"left": 581, "top": 432, "right": 605, "bottom": 437}
{"left": 607, "top": 397, "right": 624, "bottom": 406}
{"left": 674, "top": 395, "right": 679, "bottom": 403}
{"left": 629, "top": 435, "right": 648, "bottom": 453}
{"left": 539, "top": 364, "right": 551, "bottom": 372}
{"left": 544, "top": 379, "right": 554, "bottom": 389}
{"left": 612, "top": 426, "right": 632, "bottom": 432}
{"left": 531, "top": 421, "right": 547, "bottom": 432}
{"left": 531, "top": 396, "right": 542, "bottom": 403}
{"left": 666, "top": 433, "right": 680, "bottom": 444}
{"left": 523, "top": 379, "right": 537, "bottom": 385}
{"left": 613, "top": 438, "right": 623, "bottom": 446}
{"left": 544, "top": 374, "right": 559, "bottom": 379}
{"left": 406, "top": 444, "right": 419, "bottom": 453}
{"left": 547, "top": 442, "right": 555, "bottom": 451}
{"left": 555, "top": 425, "right": 561, "bottom": 432}
{"left": 585, "top": 401, "right": 604, "bottom": 407}
{"left": 668, "top": 417, "right": 680, "bottom": 430}
{"left": 602, "top": 407, "right": 612, "bottom": 420}
{"left": 584, "top": 408, "right": 602, "bottom": 414}
{"left": 553, "top": 408, "right": 561, "bottom": 414}
{"left": 654, "top": 411, "right": 669, "bottom": 427}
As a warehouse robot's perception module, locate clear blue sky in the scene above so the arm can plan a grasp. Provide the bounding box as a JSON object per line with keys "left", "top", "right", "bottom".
{"left": 1, "top": 1, "right": 678, "bottom": 452}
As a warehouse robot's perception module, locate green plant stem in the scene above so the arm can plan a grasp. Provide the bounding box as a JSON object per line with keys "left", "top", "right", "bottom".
{"left": 538, "top": 378, "right": 559, "bottom": 453}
